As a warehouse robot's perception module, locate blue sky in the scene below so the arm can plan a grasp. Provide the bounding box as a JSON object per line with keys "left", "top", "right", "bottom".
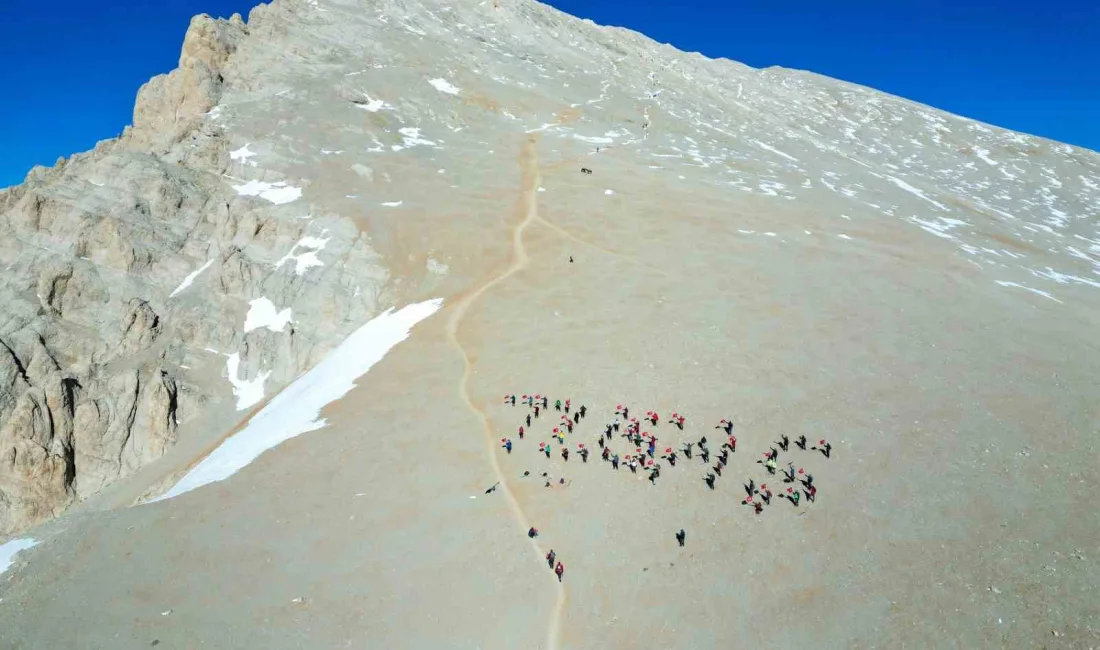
{"left": 1, "top": 0, "right": 1096, "bottom": 187}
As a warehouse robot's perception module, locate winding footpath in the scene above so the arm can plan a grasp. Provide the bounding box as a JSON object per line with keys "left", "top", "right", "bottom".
{"left": 443, "top": 135, "right": 567, "bottom": 650}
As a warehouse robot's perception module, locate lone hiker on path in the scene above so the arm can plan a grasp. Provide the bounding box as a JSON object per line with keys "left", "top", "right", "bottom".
{"left": 555, "top": 562, "right": 565, "bottom": 582}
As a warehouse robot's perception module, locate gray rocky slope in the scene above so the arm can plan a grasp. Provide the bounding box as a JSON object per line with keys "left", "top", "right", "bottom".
{"left": 1, "top": 0, "right": 1098, "bottom": 539}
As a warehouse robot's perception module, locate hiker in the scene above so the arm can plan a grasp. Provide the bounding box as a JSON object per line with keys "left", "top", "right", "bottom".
{"left": 811, "top": 440, "right": 832, "bottom": 458}
{"left": 752, "top": 500, "right": 764, "bottom": 515}
{"left": 555, "top": 562, "right": 565, "bottom": 582}
{"left": 555, "top": 399, "right": 562, "bottom": 412}
{"left": 704, "top": 473, "right": 716, "bottom": 490}
{"left": 518, "top": 426, "right": 525, "bottom": 440}
{"left": 622, "top": 407, "right": 629, "bottom": 419}
{"left": 783, "top": 488, "right": 801, "bottom": 506}
{"left": 613, "top": 419, "right": 621, "bottom": 432}
{"left": 769, "top": 447, "right": 779, "bottom": 462}
{"left": 760, "top": 485, "right": 773, "bottom": 505}
{"left": 579, "top": 405, "right": 587, "bottom": 419}
{"left": 580, "top": 446, "right": 589, "bottom": 463}
{"left": 717, "top": 450, "right": 728, "bottom": 467}
{"left": 782, "top": 462, "right": 796, "bottom": 483}
{"left": 675, "top": 529, "right": 686, "bottom": 547}
{"left": 569, "top": 256, "right": 574, "bottom": 263}
{"left": 611, "top": 453, "right": 620, "bottom": 470}
{"left": 682, "top": 441, "right": 694, "bottom": 459}
{"left": 698, "top": 436, "right": 708, "bottom": 450}
{"left": 648, "top": 411, "right": 659, "bottom": 426}
{"left": 504, "top": 439, "right": 513, "bottom": 454}
{"left": 716, "top": 419, "right": 733, "bottom": 435}
{"left": 795, "top": 435, "right": 807, "bottom": 450}
{"left": 648, "top": 467, "right": 659, "bottom": 485}
{"left": 727, "top": 435, "right": 737, "bottom": 453}
{"left": 546, "top": 549, "right": 556, "bottom": 568}
{"left": 543, "top": 445, "right": 551, "bottom": 459}
{"left": 526, "top": 413, "right": 532, "bottom": 427}
{"left": 561, "top": 448, "right": 569, "bottom": 462}
{"left": 713, "top": 463, "right": 723, "bottom": 477}
{"left": 670, "top": 413, "right": 685, "bottom": 430}
{"left": 534, "top": 406, "right": 540, "bottom": 418}
{"left": 598, "top": 436, "right": 605, "bottom": 449}
{"left": 528, "top": 527, "right": 539, "bottom": 538}
{"left": 777, "top": 434, "right": 789, "bottom": 452}
{"left": 565, "top": 399, "right": 571, "bottom": 414}
{"left": 744, "top": 479, "right": 756, "bottom": 498}
{"left": 602, "top": 447, "right": 610, "bottom": 461}
{"left": 700, "top": 448, "right": 710, "bottom": 464}
{"left": 628, "top": 458, "right": 638, "bottom": 473}
{"left": 800, "top": 471, "right": 814, "bottom": 488}
{"left": 573, "top": 412, "right": 581, "bottom": 424}
{"left": 805, "top": 484, "right": 817, "bottom": 502}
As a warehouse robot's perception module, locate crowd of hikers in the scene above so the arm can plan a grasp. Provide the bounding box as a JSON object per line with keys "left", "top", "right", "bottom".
{"left": 499, "top": 393, "right": 834, "bottom": 581}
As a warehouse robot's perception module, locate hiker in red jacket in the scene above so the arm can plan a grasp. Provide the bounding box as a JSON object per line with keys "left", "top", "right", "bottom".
{"left": 555, "top": 562, "right": 565, "bottom": 582}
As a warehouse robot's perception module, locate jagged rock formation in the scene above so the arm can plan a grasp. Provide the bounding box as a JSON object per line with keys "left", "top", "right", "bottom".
{"left": 1, "top": 0, "right": 1098, "bottom": 550}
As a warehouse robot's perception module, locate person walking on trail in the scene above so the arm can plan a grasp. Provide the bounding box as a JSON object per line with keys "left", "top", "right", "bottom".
{"left": 555, "top": 562, "right": 565, "bottom": 582}
{"left": 555, "top": 399, "right": 562, "bottom": 412}
{"left": 547, "top": 549, "right": 556, "bottom": 568}
{"left": 676, "top": 529, "right": 686, "bottom": 547}
{"left": 526, "top": 413, "right": 532, "bottom": 428}
{"left": 518, "top": 426, "right": 525, "bottom": 440}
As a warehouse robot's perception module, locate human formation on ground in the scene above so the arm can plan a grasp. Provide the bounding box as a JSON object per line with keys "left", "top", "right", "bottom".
{"left": 498, "top": 393, "right": 835, "bottom": 581}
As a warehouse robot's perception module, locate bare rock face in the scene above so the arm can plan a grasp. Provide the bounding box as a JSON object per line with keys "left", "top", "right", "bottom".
{"left": 129, "top": 13, "right": 249, "bottom": 151}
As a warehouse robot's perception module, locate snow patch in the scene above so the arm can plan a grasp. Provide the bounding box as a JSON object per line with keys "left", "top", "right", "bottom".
{"left": 154, "top": 299, "right": 444, "bottom": 501}
{"left": 604, "top": 189, "right": 614, "bottom": 195}
{"left": 381, "top": 201, "right": 403, "bottom": 207}
{"left": 233, "top": 180, "right": 303, "bottom": 205}
{"left": 225, "top": 353, "right": 270, "bottom": 411}
{"left": 428, "top": 78, "right": 461, "bottom": 95}
{"left": 169, "top": 259, "right": 215, "bottom": 298}
{"left": 0, "top": 538, "right": 38, "bottom": 576}
{"left": 996, "top": 281, "right": 1062, "bottom": 303}
{"left": 885, "top": 176, "right": 946, "bottom": 210}
{"left": 230, "top": 144, "right": 258, "bottom": 166}
{"left": 276, "top": 234, "right": 330, "bottom": 276}
{"left": 244, "top": 297, "right": 293, "bottom": 333}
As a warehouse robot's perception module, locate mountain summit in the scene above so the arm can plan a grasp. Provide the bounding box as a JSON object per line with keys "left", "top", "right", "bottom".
{"left": 1, "top": 0, "right": 1097, "bottom": 647}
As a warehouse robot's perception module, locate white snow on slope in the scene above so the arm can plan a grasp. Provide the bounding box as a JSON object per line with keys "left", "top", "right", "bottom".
{"left": 393, "top": 127, "right": 437, "bottom": 150}
{"left": 233, "top": 180, "right": 303, "bottom": 205}
{"left": 169, "top": 259, "right": 215, "bottom": 298}
{"left": 226, "top": 353, "right": 270, "bottom": 410}
{"left": 996, "top": 281, "right": 1062, "bottom": 303}
{"left": 355, "top": 93, "right": 391, "bottom": 112}
{"left": 885, "top": 176, "right": 947, "bottom": 210}
{"left": 230, "top": 144, "right": 258, "bottom": 166}
{"left": 276, "top": 234, "right": 330, "bottom": 275}
{"left": 381, "top": 201, "right": 403, "bottom": 207}
{"left": 0, "top": 538, "right": 38, "bottom": 576}
{"left": 428, "top": 78, "right": 461, "bottom": 95}
{"left": 244, "top": 297, "right": 293, "bottom": 333}
{"left": 751, "top": 140, "right": 800, "bottom": 163}
{"left": 154, "top": 299, "right": 443, "bottom": 502}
